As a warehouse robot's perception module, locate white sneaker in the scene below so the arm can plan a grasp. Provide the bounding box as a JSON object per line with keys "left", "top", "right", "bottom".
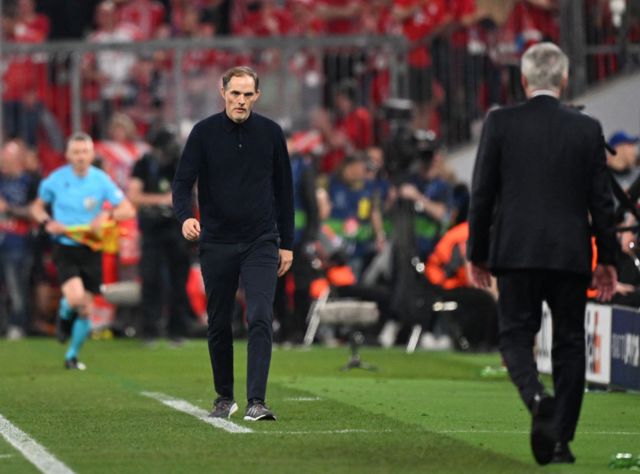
{"left": 420, "top": 332, "right": 438, "bottom": 350}
{"left": 6, "top": 326, "right": 25, "bottom": 341}
{"left": 420, "top": 332, "right": 454, "bottom": 351}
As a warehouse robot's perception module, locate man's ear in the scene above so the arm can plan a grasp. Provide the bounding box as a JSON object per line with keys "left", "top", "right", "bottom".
{"left": 560, "top": 74, "right": 569, "bottom": 92}
{"left": 520, "top": 75, "right": 528, "bottom": 92}
{"left": 254, "top": 89, "right": 261, "bottom": 101}
{"left": 220, "top": 86, "right": 226, "bottom": 100}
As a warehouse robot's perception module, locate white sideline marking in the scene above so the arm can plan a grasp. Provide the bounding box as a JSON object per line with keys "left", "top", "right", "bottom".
{"left": 141, "top": 392, "right": 253, "bottom": 434}
{"left": 581, "top": 431, "right": 640, "bottom": 436}
{"left": 0, "top": 413, "right": 75, "bottom": 474}
{"left": 258, "top": 429, "right": 392, "bottom": 435}
{"left": 283, "top": 397, "right": 322, "bottom": 402}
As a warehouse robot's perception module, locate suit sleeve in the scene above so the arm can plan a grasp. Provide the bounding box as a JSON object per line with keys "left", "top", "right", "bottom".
{"left": 467, "top": 111, "right": 501, "bottom": 264}
{"left": 588, "top": 123, "right": 617, "bottom": 265}
{"left": 273, "top": 125, "right": 294, "bottom": 250}
{"left": 172, "top": 124, "right": 202, "bottom": 225}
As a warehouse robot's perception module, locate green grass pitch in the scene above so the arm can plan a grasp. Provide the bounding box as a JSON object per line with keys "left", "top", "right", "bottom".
{"left": 0, "top": 339, "right": 637, "bottom": 473}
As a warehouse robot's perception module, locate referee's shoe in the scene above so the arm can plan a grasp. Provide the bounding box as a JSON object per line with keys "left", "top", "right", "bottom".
{"left": 244, "top": 400, "right": 276, "bottom": 421}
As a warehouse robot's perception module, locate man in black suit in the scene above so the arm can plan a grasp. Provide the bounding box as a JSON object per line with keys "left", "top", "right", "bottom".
{"left": 467, "top": 43, "right": 617, "bottom": 466}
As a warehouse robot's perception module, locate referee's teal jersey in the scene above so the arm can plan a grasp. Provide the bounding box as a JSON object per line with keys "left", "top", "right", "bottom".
{"left": 38, "top": 165, "right": 124, "bottom": 246}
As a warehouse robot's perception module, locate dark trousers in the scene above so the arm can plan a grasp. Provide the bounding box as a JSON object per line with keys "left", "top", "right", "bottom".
{"left": 497, "top": 270, "right": 589, "bottom": 443}
{"left": 199, "top": 234, "right": 279, "bottom": 402}
{"left": 140, "top": 226, "right": 191, "bottom": 338}
{"left": 0, "top": 246, "right": 34, "bottom": 331}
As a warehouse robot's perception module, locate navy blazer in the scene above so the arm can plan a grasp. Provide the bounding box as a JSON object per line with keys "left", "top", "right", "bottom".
{"left": 468, "top": 95, "right": 617, "bottom": 275}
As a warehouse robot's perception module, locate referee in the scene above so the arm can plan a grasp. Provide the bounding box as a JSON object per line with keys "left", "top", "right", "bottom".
{"left": 31, "top": 132, "right": 135, "bottom": 370}
{"left": 172, "top": 66, "right": 294, "bottom": 421}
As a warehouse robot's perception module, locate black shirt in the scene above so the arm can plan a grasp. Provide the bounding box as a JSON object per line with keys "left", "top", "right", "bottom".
{"left": 131, "top": 153, "right": 177, "bottom": 231}
{"left": 172, "top": 111, "right": 294, "bottom": 249}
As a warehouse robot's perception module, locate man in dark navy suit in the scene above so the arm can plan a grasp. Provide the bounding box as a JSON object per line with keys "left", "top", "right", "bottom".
{"left": 467, "top": 43, "right": 617, "bottom": 465}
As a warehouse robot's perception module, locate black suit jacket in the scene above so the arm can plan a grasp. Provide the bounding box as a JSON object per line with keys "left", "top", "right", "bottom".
{"left": 468, "top": 95, "right": 616, "bottom": 275}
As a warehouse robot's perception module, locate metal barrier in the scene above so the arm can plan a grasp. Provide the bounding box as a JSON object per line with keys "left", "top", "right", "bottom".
{"left": 561, "top": 0, "right": 640, "bottom": 97}
{"left": 1, "top": 35, "right": 409, "bottom": 144}
{"left": 2, "top": 2, "right": 639, "bottom": 150}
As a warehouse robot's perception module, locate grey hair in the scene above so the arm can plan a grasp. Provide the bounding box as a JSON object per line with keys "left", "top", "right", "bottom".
{"left": 520, "top": 42, "right": 569, "bottom": 90}
{"left": 66, "top": 131, "right": 94, "bottom": 149}
{"left": 222, "top": 66, "right": 259, "bottom": 91}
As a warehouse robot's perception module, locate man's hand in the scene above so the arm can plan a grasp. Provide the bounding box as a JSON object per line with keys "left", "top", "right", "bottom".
{"left": 398, "top": 183, "right": 421, "bottom": 202}
{"left": 182, "top": 218, "right": 201, "bottom": 241}
{"left": 592, "top": 264, "right": 617, "bottom": 302}
{"left": 277, "top": 249, "right": 293, "bottom": 277}
{"left": 615, "top": 282, "right": 635, "bottom": 296}
{"left": 90, "top": 211, "right": 110, "bottom": 235}
{"left": 469, "top": 262, "right": 492, "bottom": 289}
{"left": 44, "top": 220, "right": 66, "bottom": 235}
{"left": 161, "top": 192, "right": 173, "bottom": 207}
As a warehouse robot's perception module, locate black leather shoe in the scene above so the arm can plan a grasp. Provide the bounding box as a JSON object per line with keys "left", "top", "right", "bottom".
{"left": 530, "top": 392, "right": 556, "bottom": 465}
{"left": 550, "top": 442, "right": 576, "bottom": 464}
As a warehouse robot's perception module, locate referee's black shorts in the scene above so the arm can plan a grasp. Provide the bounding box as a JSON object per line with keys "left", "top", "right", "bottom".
{"left": 53, "top": 243, "right": 102, "bottom": 294}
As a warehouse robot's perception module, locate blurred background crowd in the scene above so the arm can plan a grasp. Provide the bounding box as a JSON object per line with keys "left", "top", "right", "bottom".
{"left": 1, "top": 0, "right": 640, "bottom": 349}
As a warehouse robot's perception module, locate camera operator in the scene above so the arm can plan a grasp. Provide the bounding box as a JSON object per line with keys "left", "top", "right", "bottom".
{"left": 391, "top": 129, "right": 454, "bottom": 261}
{"left": 128, "top": 129, "right": 192, "bottom": 344}
{"left": 374, "top": 100, "right": 458, "bottom": 344}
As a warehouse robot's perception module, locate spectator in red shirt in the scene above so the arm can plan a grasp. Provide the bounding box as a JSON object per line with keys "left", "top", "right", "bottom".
{"left": 83, "top": 0, "right": 141, "bottom": 137}
{"left": 2, "top": 5, "right": 62, "bottom": 149}
{"left": 310, "top": 106, "right": 347, "bottom": 174}
{"left": 165, "top": 0, "right": 204, "bottom": 37}
{"left": 118, "top": 0, "right": 166, "bottom": 40}
{"left": 393, "top": 0, "right": 451, "bottom": 130}
{"left": 362, "top": 0, "right": 397, "bottom": 35}
{"left": 317, "top": 0, "right": 370, "bottom": 110}
{"left": 175, "top": 7, "right": 224, "bottom": 120}
{"left": 315, "top": 0, "right": 361, "bottom": 34}
{"left": 313, "top": 80, "right": 374, "bottom": 173}
{"left": 237, "top": 0, "right": 294, "bottom": 37}
{"left": 360, "top": 0, "right": 397, "bottom": 117}
{"left": 16, "top": 0, "right": 50, "bottom": 41}
{"left": 487, "top": 1, "right": 559, "bottom": 105}
{"left": 287, "top": 0, "right": 326, "bottom": 36}
{"left": 334, "top": 79, "right": 373, "bottom": 152}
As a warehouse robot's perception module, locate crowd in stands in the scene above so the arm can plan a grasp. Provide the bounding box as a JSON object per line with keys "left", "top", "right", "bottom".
{"left": 5, "top": 1, "right": 638, "bottom": 142}
{"left": 1, "top": 0, "right": 640, "bottom": 346}
{"left": 4, "top": 0, "right": 635, "bottom": 168}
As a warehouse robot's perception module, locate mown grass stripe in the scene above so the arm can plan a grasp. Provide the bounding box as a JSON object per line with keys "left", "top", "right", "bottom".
{"left": 439, "top": 429, "right": 640, "bottom": 435}
{"left": 0, "top": 413, "right": 75, "bottom": 474}
{"left": 141, "top": 391, "right": 253, "bottom": 434}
